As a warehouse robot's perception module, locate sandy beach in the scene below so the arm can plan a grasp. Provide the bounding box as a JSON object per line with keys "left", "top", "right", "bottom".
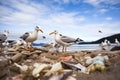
{"left": 0, "top": 46, "right": 120, "bottom": 80}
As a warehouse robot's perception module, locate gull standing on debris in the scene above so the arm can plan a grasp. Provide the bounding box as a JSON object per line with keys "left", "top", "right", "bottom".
{"left": 20, "top": 26, "right": 43, "bottom": 49}
{"left": 0, "top": 30, "right": 9, "bottom": 42}
{"left": 0, "top": 30, "right": 9, "bottom": 51}
{"left": 49, "top": 30, "right": 83, "bottom": 55}
{"left": 12, "top": 38, "right": 25, "bottom": 49}
{"left": 115, "top": 38, "right": 120, "bottom": 46}
{"left": 100, "top": 39, "right": 108, "bottom": 50}
{"left": 42, "top": 42, "right": 55, "bottom": 49}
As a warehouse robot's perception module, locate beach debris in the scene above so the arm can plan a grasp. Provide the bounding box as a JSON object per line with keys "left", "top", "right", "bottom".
{"left": 58, "top": 56, "right": 73, "bottom": 62}
{"left": 6, "top": 74, "right": 24, "bottom": 80}
{"left": 11, "top": 53, "right": 23, "bottom": 62}
{"left": 66, "top": 76, "right": 76, "bottom": 80}
{"left": 0, "top": 57, "right": 9, "bottom": 78}
{"left": 74, "top": 63, "right": 86, "bottom": 73}
{"left": 110, "top": 46, "right": 120, "bottom": 51}
{"left": 40, "top": 55, "right": 52, "bottom": 63}
{"left": 32, "top": 63, "right": 48, "bottom": 77}
{"left": 85, "top": 56, "right": 93, "bottom": 66}
{"left": 86, "top": 54, "right": 109, "bottom": 74}
{"left": 45, "top": 62, "right": 63, "bottom": 76}
{"left": 33, "top": 47, "right": 49, "bottom": 52}
{"left": 61, "top": 62, "right": 86, "bottom": 73}
{"left": 48, "top": 70, "right": 73, "bottom": 80}
{"left": 14, "top": 63, "right": 29, "bottom": 74}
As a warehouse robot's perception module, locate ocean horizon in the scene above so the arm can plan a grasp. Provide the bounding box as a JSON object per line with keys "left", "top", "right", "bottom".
{"left": 33, "top": 43, "right": 117, "bottom": 52}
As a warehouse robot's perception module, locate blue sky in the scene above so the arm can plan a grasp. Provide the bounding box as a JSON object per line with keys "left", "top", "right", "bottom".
{"left": 0, "top": 0, "right": 120, "bottom": 42}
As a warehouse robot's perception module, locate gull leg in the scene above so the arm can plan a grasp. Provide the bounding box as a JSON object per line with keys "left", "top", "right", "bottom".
{"left": 65, "top": 47, "right": 67, "bottom": 53}
{"left": 24, "top": 43, "right": 29, "bottom": 50}
{"left": 62, "top": 46, "right": 65, "bottom": 55}
{"left": 27, "top": 43, "right": 34, "bottom": 51}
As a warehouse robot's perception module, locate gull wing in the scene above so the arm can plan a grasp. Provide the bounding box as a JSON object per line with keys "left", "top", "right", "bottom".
{"left": 0, "top": 34, "right": 7, "bottom": 42}
{"left": 20, "top": 32, "right": 30, "bottom": 40}
{"left": 60, "top": 36, "right": 76, "bottom": 43}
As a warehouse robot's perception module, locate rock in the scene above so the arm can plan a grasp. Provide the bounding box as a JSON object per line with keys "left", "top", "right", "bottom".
{"left": 110, "top": 46, "right": 120, "bottom": 51}
{"left": 0, "top": 57, "right": 9, "bottom": 78}
{"left": 58, "top": 56, "right": 73, "bottom": 62}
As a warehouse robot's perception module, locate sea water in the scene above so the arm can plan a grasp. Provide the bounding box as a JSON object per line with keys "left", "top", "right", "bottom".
{"left": 33, "top": 43, "right": 117, "bottom": 52}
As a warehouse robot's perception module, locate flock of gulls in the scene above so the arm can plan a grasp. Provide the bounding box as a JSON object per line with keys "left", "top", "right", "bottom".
{"left": 0, "top": 26, "right": 84, "bottom": 54}
{"left": 0, "top": 26, "right": 120, "bottom": 53}
{"left": 100, "top": 38, "right": 120, "bottom": 50}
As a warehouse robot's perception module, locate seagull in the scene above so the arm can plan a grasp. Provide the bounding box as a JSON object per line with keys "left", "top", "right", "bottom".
{"left": 107, "top": 40, "right": 111, "bottom": 46}
{"left": 49, "top": 30, "right": 83, "bottom": 55}
{"left": 98, "top": 30, "right": 102, "bottom": 33}
{"left": 115, "top": 38, "right": 120, "bottom": 46}
{"left": 11, "top": 38, "right": 25, "bottom": 49}
{"left": 0, "top": 30, "right": 9, "bottom": 42}
{"left": 100, "top": 39, "right": 110, "bottom": 50}
{"left": 20, "top": 26, "right": 43, "bottom": 49}
{"left": 0, "top": 30, "right": 9, "bottom": 51}
{"left": 42, "top": 42, "right": 55, "bottom": 49}
{"left": 42, "top": 36, "right": 46, "bottom": 39}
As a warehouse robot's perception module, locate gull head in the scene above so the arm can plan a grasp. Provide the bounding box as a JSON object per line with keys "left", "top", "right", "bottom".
{"left": 35, "top": 26, "right": 43, "bottom": 33}
{"left": 49, "top": 30, "right": 58, "bottom": 35}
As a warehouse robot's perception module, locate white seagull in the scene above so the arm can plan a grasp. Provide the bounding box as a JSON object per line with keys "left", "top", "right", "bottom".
{"left": 115, "top": 38, "right": 120, "bottom": 46}
{"left": 0, "top": 30, "right": 9, "bottom": 51}
{"left": 49, "top": 30, "right": 83, "bottom": 55}
{"left": 11, "top": 38, "right": 25, "bottom": 49}
{"left": 20, "top": 26, "right": 43, "bottom": 49}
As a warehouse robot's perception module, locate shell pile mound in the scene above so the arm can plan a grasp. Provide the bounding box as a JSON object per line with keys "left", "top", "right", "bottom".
{"left": 0, "top": 46, "right": 120, "bottom": 80}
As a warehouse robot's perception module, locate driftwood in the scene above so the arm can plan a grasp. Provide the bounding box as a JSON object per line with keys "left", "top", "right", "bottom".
{"left": 11, "top": 53, "right": 22, "bottom": 62}
{"left": 33, "top": 47, "right": 49, "bottom": 52}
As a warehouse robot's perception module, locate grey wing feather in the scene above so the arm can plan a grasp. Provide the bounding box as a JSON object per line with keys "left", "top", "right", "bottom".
{"left": 0, "top": 34, "right": 7, "bottom": 42}
{"left": 20, "top": 32, "right": 29, "bottom": 40}
{"left": 61, "top": 36, "right": 76, "bottom": 43}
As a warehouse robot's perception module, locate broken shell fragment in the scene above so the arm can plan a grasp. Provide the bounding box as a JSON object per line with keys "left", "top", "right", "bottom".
{"left": 44, "top": 62, "right": 63, "bottom": 76}
{"left": 32, "top": 63, "right": 48, "bottom": 77}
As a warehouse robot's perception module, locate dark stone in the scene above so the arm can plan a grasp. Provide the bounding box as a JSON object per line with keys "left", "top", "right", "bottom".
{"left": 110, "top": 46, "right": 120, "bottom": 51}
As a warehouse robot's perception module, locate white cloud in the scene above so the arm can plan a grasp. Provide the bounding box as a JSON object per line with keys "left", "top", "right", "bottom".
{"left": 0, "top": 0, "right": 50, "bottom": 26}
{"left": 98, "top": 8, "right": 107, "bottom": 14}
{"left": 0, "top": 0, "right": 86, "bottom": 27}
{"left": 83, "top": 0, "right": 120, "bottom": 6}
{"left": 103, "top": 0, "right": 120, "bottom": 5}
{"left": 105, "top": 17, "right": 112, "bottom": 20}
{"left": 0, "top": 0, "right": 120, "bottom": 41}
{"left": 54, "top": 0, "right": 81, "bottom": 4}
{"left": 83, "top": 0, "right": 102, "bottom": 6}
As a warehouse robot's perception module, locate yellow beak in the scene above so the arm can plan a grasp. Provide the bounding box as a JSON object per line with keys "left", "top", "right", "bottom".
{"left": 39, "top": 29, "right": 43, "bottom": 33}
{"left": 49, "top": 31, "right": 55, "bottom": 35}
